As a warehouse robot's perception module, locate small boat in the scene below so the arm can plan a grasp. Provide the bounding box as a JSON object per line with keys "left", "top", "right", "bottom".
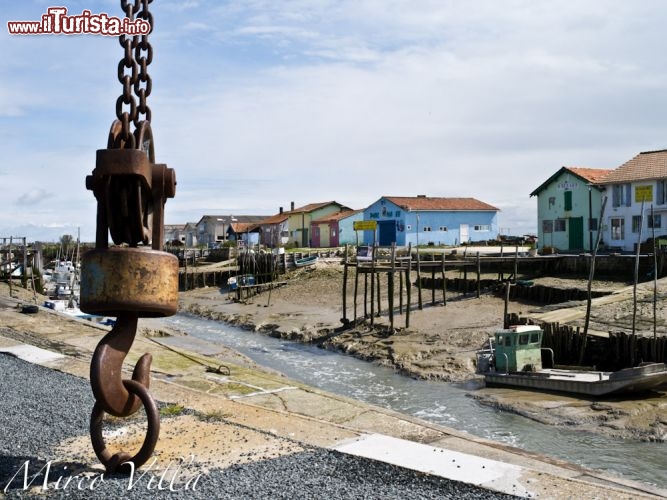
{"left": 476, "top": 325, "right": 667, "bottom": 396}
{"left": 294, "top": 255, "right": 318, "bottom": 267}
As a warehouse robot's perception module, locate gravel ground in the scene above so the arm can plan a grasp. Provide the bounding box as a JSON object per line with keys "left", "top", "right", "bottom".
{"left": 0, "top": 353, "right": 515, "bottom": 499}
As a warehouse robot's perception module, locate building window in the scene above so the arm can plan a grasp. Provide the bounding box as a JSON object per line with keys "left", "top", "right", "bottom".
{"left": 632, "top": 216, "right": 642, "bottom": 233}
{"left": 543, "top": 220, "right": 553, "bottom": 233}
{"left": 564, "top": 191, "right": 573, "bottom": 211}
{"left": 406, "top": 225, "right": 412, "bottom": 231}
{"left": 548, "top": 197, "right": 556, "bottom": 208}
{"left": 422, "top": 226, "right": 432, "bottom": 232}
{"left": 649, "top": 214, "right": 661, "bottom": 229}
{"left": 554, "top": 219, "right": 566, "bottom": 232}
{"left": 657, "top": 180, "right": 667, "bottom": 205}
{"left": 439, "top": 226, "right": 448, "bottom": 231}
{"left": 474, "top": 225, "right": 490, "bottom": 231}
{"left": 589, "top": 218, "right": 598, "bottom": 231}
{"left": 612, "top": 184, "right": 632, "bottom": 208}
{"left": 611, "top": 217, "right": 625, "bottom": 240}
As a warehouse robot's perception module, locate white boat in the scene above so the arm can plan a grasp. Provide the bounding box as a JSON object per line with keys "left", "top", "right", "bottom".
{"left": 476, "top": 325, "right": 667, "bottom": 396}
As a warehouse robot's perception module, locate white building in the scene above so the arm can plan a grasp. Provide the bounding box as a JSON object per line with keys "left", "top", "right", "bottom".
{"left": 598, "top": 149, "right": 667, "bottom": 251}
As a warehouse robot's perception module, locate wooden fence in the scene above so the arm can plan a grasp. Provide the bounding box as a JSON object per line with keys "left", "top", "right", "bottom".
{"left": 506, "top": 313, "right": 667, "bottom": 369}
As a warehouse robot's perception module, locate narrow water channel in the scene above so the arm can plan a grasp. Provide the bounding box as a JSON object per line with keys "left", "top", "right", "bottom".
{"left": 164, "top": 314, "right": 666, "bottom": 488}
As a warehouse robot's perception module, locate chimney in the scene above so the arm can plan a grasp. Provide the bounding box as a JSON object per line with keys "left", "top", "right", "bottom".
{"left": 291, "top": 201, "right": 295, "bottom": 211}
{"left": 279, "top": 206, "right": 283, "bottom": 214}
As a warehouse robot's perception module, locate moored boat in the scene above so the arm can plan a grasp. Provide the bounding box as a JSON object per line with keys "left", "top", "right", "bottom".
{"left": 294, "top": 255, "right": 318, "bottom": 267}
{"left": 476, "top": 325, "right": 667, "bottom": 396}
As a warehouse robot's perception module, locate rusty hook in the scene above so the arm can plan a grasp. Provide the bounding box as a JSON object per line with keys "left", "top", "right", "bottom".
{"left": 90, "top": 313, "right": 151, "bottom": 417}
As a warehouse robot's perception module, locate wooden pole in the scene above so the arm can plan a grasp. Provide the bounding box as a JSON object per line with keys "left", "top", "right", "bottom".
{"left": 431, "top": 257, "right": 436, "bottom": 306}
{"left": 8, "top": 236, "right": 13, "bottom": 297}
{"left": 354, "top": 260, "right": 359, "bottom": 325}
{"left": 370, "top": 237, "right": 376, "bottom": 325}
{"left": 504, "top": 282, "right": 511, "bottom": 328}
{"left": 22, "top": 237, "right": 27, "bottom": 288}
{"left": 441, "top": 251, "right": 447, "bottom": 306}
{"left": 399, "top": 264, "right": 404, "bottom": 314}
{"left": 364, "top": 271, "right": 368, "bottom": 318}
{"left": 389, "top": 243, "right": 395, "bottom": 331}
{"left": 342, "top": 244, "right": 348, "bottom": 324}
{"left": 499, "top": 243, "right": 504, "bottom": 281}
{"left": 513, "top": 245, "right": 518, "bottom": 282}
{"left": 581, "top": 196, "right": 607, "bottom": 365}
{"left": 632, "top": 199, "right": 645, "bottom": 335}
{"left": 376, "top": 272, "right": 382, "bottom": 316}
{"left": 652, "top": 205, "right": 658, "bottom": 356}
{"left": 406, "top": 243, "right": 412, "bottom": 328}
{"left": 462, "top": 246, "right": 468, "bottom": 293}
{"left": 416, "top": 246, "right": 423, "bottom": 310}
{"left": 476, "top": 251, "right": 481, "bottom": 298}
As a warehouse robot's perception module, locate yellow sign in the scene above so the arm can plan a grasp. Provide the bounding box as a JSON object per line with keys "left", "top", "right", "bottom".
{"left": 635, "top": 185, "right": 653, "bottom": 202}
{"left": 353, "top": 220, "right": 377, "bottom": 231}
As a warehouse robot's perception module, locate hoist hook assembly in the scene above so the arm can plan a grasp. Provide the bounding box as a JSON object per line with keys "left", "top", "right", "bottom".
{"left": 80, "top": 0, "right": 178, "bottom": 474}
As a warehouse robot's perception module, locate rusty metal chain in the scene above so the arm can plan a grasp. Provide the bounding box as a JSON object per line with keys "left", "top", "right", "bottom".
{"left": 115, "top": 0, "right": 154, "bottom": 149}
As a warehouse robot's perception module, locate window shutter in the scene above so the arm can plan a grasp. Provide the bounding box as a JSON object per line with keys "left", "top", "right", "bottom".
{"left": 564, "top": 191, "right": 573, "bottom": 211}
{"left": 658, "top": 181, "right": 665, "bottom": 205}
{"left": 612, "top": 185, "right": 619, "bottom": 207}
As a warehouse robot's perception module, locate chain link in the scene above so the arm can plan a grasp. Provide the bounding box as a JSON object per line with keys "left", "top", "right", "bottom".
{"left": 115, "top": 0, "right": 153, "bottom": 149}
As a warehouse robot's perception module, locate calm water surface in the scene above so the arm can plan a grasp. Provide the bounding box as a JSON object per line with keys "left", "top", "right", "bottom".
{"left": 164, "top": 314, "right": 667, "bottom": 488}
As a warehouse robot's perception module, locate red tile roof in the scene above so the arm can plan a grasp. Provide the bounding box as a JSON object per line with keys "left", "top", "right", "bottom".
{"left": 312, "top": 209, "right": 362, "bottom": 223}
{"left": 529, "top": 166, "right": 612, "bottom": 196}
{"left": 599, "top": 150, "right": 667, "bottom": 184}
{"left": 567, "top": 167, "right": 613, "bottom": 183}
{"left": 258, "top": 212, "right": 289, "bottom": 225}
{"left": 384, "top": 196, "right": 499, "bottom": 212}
{"left": 230, "top": 222, "right": 259, "bottom": 233}
{"left": 291, "top": 201, "right": 348, "bottom": 213}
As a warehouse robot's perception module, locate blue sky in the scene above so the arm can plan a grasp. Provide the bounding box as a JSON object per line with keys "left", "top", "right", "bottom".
{"left": 4, "top": 1, "right": 667, "bottom": 242}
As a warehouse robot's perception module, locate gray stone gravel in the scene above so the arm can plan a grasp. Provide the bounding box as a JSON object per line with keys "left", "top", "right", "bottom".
{"left": 0, "top": 353, "right": 515, "bottom": 499}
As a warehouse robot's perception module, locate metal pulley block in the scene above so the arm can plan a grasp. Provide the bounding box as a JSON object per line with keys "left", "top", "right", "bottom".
{"left": 81, "top": 141, "right": 178, "bottom": 318}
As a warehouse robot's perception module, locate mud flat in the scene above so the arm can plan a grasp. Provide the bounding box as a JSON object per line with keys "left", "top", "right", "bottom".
{"left": 178, "top": 264, "right": 667, "bottom": 443}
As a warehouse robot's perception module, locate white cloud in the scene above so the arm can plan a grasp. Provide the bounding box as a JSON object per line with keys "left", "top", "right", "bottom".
{"left": 5, "top": 1, "right": 667, "bottom": 241}
{"left": 15, "top": 189, "right": 54, "bottom": 206}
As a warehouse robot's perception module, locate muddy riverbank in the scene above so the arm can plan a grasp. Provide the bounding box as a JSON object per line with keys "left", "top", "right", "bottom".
{"left": 178, "top": 263, "right": 667, "bottom": 443}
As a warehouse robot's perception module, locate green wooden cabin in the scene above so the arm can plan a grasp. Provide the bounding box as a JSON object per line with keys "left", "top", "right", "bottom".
{"left": 494, "top": 325, "right": 543, "bottom": 372}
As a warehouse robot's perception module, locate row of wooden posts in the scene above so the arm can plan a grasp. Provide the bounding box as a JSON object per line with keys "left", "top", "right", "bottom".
{"left": 341, "top": 243, "right": 486, "bottom": 331}
{"left": 506, "top": 313, "right": 667, "bottom": 369}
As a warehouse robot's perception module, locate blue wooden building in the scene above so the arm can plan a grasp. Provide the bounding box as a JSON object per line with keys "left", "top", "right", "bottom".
{"left": 361, "top": 196, "right": 500, "bottom": 246}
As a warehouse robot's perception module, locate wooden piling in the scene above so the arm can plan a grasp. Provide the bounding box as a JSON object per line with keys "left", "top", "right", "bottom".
{"left": 399, "top": 268, "right": 404, "bottom": 314}
{"left": 389, "top": 243, "right": 395, "bottom": 331}
{"left": 353, "top": 256, "right": 359, "bottom": 324}
{"left": 406, "top": 243, "right": 412, "bottom": 328}
{"left": 370, "top": 243, "right": 376, "bottom": 324}
{"left": 416, "top": 246, "right": 423, "bottom": 310}
{"left": 476, "top": 251, "right": 481, "bottom": 298}
{"left": 376, "top": 272, "right": 382, "bottom": 316}
{"left": 441, "top": 252, "right": 447, "bottom": 305}
{"left": 342, "top": 244, "right": 349, "bottom": 323}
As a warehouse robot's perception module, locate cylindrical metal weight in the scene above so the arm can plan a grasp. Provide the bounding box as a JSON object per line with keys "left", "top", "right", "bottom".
{"left": 80, "top": 247, "right": 178, "bottom": 317}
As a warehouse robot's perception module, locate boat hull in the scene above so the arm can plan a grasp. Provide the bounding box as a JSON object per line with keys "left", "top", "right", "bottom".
{"left": 294, "top": 256, "right": 318, "bottom": 267}
{"left": 484, "top": 363, "right": 667, "bottom": 397}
